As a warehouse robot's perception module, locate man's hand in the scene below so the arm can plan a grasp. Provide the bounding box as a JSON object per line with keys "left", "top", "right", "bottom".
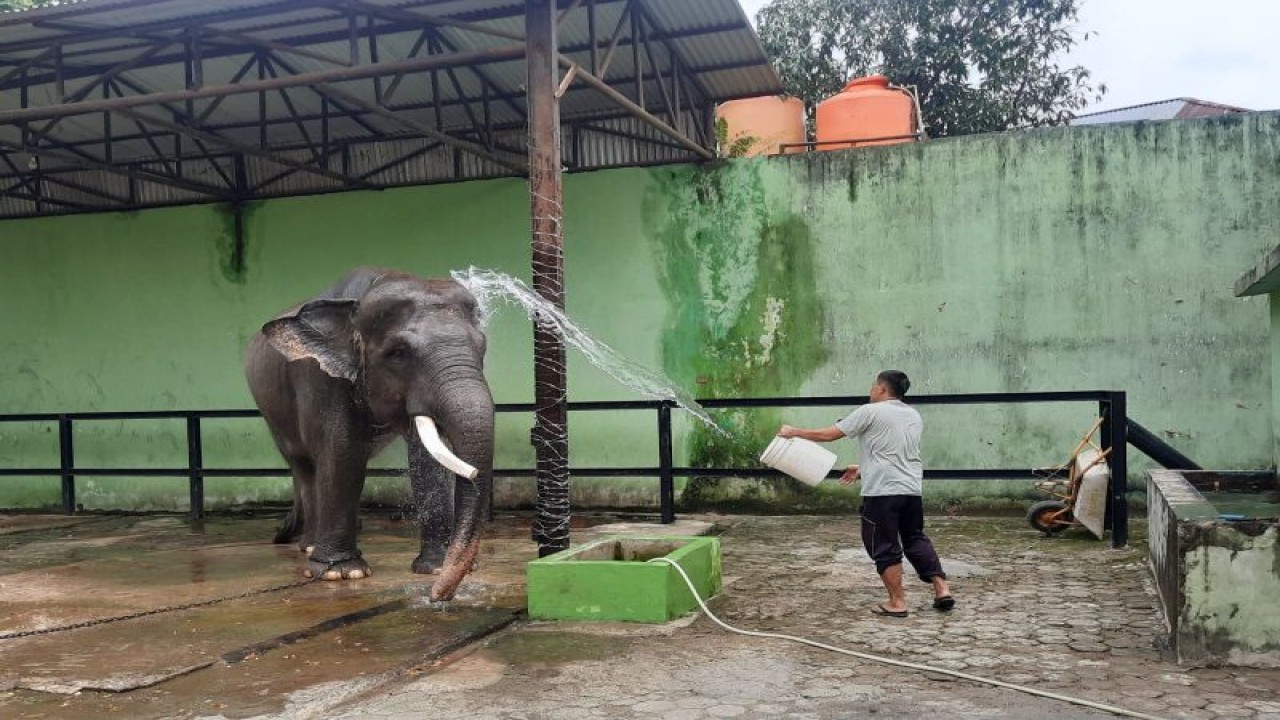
{"left": 777, "top": 424, "right": 798, "bottom": 438}
{"left": 839, "top": 465, "right": 860, "bottom": 486}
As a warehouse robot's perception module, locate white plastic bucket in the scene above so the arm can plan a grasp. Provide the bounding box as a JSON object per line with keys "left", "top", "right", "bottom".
{"left": 759, "top": 436, "right": 838, "bottom": 487}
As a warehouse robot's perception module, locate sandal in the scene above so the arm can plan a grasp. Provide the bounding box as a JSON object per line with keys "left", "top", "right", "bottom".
{"left": 872, "top": 605, "right": 909, "bottom": 618}
{"left": 933, "top": 595, "right": 956, "bottom": 612}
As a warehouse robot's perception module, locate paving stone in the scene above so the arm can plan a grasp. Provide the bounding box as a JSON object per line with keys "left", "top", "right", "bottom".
{"left": 1204, "top": 702, "right": 1257, "bottom": 718}
{"left": 1068, "top": 642, "right": 1111, "bottom": 653}
{"left": 633, "top": 700, "right": 680, "bottom": 714}
{"left": 659, "top": 710, "right": 703, "bottom": 720}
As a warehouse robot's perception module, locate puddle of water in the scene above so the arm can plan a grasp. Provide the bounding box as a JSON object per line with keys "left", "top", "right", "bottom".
{"left": 487, "top": 629, "right": 630, "bottom": 666}
{"left": 0, "top": 604, "right": 517, "bottom": 719}
{"left": 1200, "top": 491, "right": 1280, "bottom": 520}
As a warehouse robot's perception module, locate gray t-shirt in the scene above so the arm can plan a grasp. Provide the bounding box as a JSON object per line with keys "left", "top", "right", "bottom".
{"left": 835, "top": 399, "right": 923, "bottom": 496}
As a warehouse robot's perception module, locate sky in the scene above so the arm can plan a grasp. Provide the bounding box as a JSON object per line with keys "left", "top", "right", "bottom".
{"left": 735, "top": 0, "right": 1280, "bottom": 113}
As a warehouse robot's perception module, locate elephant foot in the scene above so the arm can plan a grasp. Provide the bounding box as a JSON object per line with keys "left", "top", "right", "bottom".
{"left": 304, "top": 552, "right": 371, "bottom": 581}
{"left": 411, "top": 550, "right": 446, "bottom": 575}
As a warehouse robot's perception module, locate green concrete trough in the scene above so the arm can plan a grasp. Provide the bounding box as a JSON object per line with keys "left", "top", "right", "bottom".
{"left": 526, "top": 536, "right": 722, "bottom": 623}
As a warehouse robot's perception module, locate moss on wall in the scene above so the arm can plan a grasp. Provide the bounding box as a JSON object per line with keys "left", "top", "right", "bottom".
{"left": 644, "top": 160, "right": 831, "bottom": 510}
{"left": 214, "top": 201, "right": 263, "bottom": 285}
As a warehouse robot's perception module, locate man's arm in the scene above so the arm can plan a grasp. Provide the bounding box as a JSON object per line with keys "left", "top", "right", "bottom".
{"left": 778, "top": 424, "right": 844, "bottom": 443}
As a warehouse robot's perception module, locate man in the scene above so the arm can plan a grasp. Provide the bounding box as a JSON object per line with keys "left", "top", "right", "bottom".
{"left": 778, "top": 370, "right": 954, "bottom": 617}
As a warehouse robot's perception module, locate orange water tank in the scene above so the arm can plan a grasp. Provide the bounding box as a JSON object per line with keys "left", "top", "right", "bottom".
{"left": 815, "top": 75, "right": 918, "bottom": 150}
{"left": 714, "top": 95, "right": 806, "bottom": 156}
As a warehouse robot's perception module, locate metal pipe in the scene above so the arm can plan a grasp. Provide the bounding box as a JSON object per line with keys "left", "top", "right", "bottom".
{"left": 58, "top": 415, "right": 75, "bottom": 514}
{"left": 658, "top": 402, "right": 674, "bottom": 524}
{"left": 777, "top": 134, "right": 924, "bottom": 153}
{"left": 1107, "top": 392, "right": 1129, "bottom": 548}
{"left": 187, "top": 416, "right": 204, "bottom": 520}
{"left": 1127, "top": 419, "right": 1201, "bottom": 470}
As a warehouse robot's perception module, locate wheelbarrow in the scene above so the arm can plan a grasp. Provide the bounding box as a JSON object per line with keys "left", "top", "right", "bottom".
{"left": 1027, "top": 417, "right": 1113, "bottom": 539}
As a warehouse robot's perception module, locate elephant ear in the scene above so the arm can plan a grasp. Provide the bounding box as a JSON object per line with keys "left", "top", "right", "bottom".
{"left": 261, "top": 299, "right": 360, "bottom": 382}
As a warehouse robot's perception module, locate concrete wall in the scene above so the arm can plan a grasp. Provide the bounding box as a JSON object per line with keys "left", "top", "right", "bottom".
{"left": 1181, "top": 523, "right": 1280, "bottom": 667}
{"left": 1150, "top": 469, "right": 1280, "bottom": 667}
{"left": 1272, "top": 295, "right": 1280, "bottom": 470}
{"left": 3, "top": 113, "right": 1279, "bottom": 512}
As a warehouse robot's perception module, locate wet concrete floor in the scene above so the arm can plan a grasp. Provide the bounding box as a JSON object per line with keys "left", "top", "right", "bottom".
{"left": 2, "top": 512, "right": 1279, "bottom": 719}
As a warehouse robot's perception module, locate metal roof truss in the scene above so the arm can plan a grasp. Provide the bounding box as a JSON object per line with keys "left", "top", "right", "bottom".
{"left": 0, "top": 0, "right": 776, "bottom": 218}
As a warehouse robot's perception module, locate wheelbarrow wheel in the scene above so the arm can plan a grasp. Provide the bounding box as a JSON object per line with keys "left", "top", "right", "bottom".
{"left": 1027, "top": 500, "right": 1071, "bottom": 535}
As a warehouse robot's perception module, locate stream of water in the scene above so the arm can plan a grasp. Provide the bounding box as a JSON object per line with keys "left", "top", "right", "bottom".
{"left": 451, "top": 267, "right": 727, "bottom": 435}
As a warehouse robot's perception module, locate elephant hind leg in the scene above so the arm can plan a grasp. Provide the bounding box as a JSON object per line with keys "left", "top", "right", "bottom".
{"left": 275, "top": 456, "right": 315, "bottom": 550}
{"left": 273, "top": 504, "right": 303, "bottom": 545}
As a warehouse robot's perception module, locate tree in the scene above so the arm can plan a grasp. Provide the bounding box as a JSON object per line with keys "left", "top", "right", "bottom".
{"left": 756, "top": 0, "right": 1105, "bottom": 137}
{"left": 0, "top": 0, "right": 60, "bottom": 11}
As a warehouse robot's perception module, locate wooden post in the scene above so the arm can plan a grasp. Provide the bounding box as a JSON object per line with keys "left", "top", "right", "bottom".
{"left": 526, "top": 0, "right": 570, "bottom": 556}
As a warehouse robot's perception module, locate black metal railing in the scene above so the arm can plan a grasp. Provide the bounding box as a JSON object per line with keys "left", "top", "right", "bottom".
{"left": 0, "top": 390, "right": 1133, "bottom": 546}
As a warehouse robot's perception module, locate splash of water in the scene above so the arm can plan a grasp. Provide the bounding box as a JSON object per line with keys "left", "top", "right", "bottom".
{"left": 452, "top": 267, "right": 727, "bottom": 435}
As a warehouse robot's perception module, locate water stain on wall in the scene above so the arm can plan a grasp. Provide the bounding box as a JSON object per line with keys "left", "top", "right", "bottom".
{"left": 644, "top": 160, "right": 830, "bottom": 510}
{"left": 214, "top": 202, "right": 260, "bottom": 284}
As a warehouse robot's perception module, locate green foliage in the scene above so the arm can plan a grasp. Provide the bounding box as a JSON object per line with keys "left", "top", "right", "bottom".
{"left": 0, "top": 0, "right": 60, "bottom": 11}
{"left": 713, "top": 117, "right": 761, "bottom": 158}
{"left": 756, "top": 0, "right": 1105, "bottom": 137}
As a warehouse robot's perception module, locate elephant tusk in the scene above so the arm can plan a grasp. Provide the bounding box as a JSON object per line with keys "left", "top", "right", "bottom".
{"left": 414, "top": 415, "right": 479, "bottom": 481}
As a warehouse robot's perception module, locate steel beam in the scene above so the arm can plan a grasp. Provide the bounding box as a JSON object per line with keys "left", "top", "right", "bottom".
{"left": 0, "top": 45, "right": 528, "bottom": 125}
{"left": 0, "top": 45, "right": 58, "bottom": 86}
{"left": 306, "top": 80, "right": 527, "bottom": 173}
{"left": 263, "top": 52, "right": 384, "bottom": 137}
{"left": 632, "top": 0, "right": 713, "bottom": 106}
{"left": 113, "top": 107, "right": 378, "bottom": 190}
{"left": 202, "top": 25, "right": 352, "bottom": 68}
{"left": 356, "top": 140, "right": 443, "bottom": 181}
{"left": 431, "top": 30, "right": 527, "bottom": 124}
{"left": 331, "top": 0, "right": 524, "bottom": 42}
{"left": 27, "top": 38, "right": 176, "bottom": 144}
{"left": 0, "top": 137, "right": 232, "bottom": 199}
{"left": 558, "top": 57, "right": 713, "bottom": 159}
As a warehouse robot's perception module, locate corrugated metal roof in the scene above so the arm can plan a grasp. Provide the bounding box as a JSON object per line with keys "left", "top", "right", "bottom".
{"left": 0, "top": 0, "right": 783, "bottom": 218}
{"left": 1070, "top": 98, "right": 1250, "bottom": 126}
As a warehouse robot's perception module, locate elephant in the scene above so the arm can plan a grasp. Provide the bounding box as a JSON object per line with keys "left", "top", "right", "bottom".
{"left": 245, "top": 267, "right": 494, "bottom": 601}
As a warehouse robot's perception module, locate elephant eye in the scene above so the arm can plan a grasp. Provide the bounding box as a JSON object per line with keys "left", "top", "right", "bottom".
{"left": 384, "top": 343, "right": 411, "bottom": 360}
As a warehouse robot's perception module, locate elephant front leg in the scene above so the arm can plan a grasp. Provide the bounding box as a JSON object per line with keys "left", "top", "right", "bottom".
{"left": 306, "top": 452, "right": 373, "bottom": 581}
{"left": 408, "top": 440, "right": 454, "bottom": 574}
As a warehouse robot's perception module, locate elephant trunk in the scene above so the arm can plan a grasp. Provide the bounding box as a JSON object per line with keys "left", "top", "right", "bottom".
{"left": 412, "top": 377, "right": 494, "bottom": 601}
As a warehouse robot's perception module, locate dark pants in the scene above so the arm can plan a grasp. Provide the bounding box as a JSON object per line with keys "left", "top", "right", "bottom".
{"left": 860, "top": 495, "right": 946, "bottom": 582}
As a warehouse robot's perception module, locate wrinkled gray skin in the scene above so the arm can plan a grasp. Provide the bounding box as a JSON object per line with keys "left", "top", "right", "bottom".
{"left": 245, "top": 267, "right": 494, "bottom": 601}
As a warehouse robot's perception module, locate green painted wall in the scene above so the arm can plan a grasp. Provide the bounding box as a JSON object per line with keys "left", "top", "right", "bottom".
{"left": 1272, "top": 294, "right": 1280, "bottom": 471}
{"left": 2, "top": 113, "right": 1278, "bottom": 513}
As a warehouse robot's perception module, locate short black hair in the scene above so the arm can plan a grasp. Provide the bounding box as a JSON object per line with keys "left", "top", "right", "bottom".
{"left": 877, "top": 370, "right": 910, "bottom": 398}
